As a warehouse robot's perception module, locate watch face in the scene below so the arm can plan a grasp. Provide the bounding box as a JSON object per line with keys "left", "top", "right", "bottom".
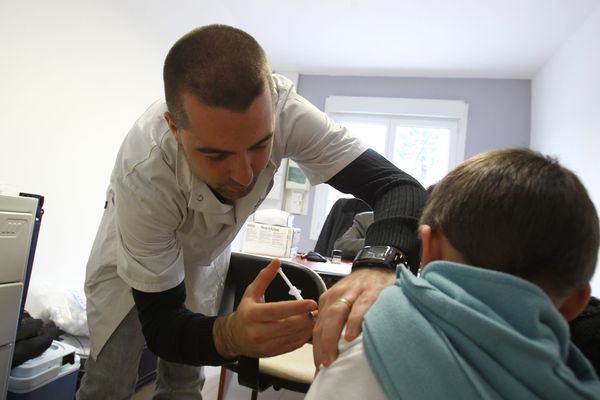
{"left": 353, "top": 246, "right": 406, "bottom": 271}
{"left": 357, "top": 246, "right": 397, "bottom": 262}
{"left": 364, "top": 248, "right": 388, "bottom": 259}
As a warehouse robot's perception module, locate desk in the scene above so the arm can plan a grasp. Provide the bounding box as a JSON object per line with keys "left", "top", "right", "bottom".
{"left": 237, "top": 251, "right": 352, "bottom": 287}
{"left": 288, "top": 256, "right": 352, "bottom": 287}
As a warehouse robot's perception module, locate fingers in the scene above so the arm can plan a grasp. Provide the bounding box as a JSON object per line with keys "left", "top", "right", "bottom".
{"left": 313, "top": 286, "right": 360, "bottom": 367}
{"left": 214, "top": 311, "right": 314, "bottom": 359}
{"left": 344, "top": 292, "right": 371, "bottom": 341}
{"left": 237, "top": 297, "right": 317, "bottom": 344}
{"left": 240, "top": 258, "right": 317, "bottom": 321}
{"left": 245, "top": 258, "right": 282, "bottom": 301}
{"left": 227, "top": 258, "right": 320, "bottom": 358}
{"left": 312, "top": 268, "right": 395, "bottom": 367}
{"left": 243, "top": 298, "right": 318, "bottom": 322}
{"left": 244, "top": 316, "right": 315, "bottom": 357}
{"left": 230, "top": 306, "right": 316, "bottom": 358}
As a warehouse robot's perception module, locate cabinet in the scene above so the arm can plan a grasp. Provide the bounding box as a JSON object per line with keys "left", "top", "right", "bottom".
{"left": 0, "top": 195, "right": 38, "bottom": 398}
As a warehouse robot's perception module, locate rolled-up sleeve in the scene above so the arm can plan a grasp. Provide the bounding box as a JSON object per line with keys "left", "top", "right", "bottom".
{"left": 113, "top": 155, "right": 188, "bottom": 293}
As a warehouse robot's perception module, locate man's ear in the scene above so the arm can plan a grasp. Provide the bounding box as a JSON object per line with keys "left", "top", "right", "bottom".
{"left": 419, "top": 225, "right": 443, "bottom": 266}
{"left": 164, "top": 112, "right": 181, "bottom": 143}
{"left": 558, "top": 283, "right": 591, "bottom": 321}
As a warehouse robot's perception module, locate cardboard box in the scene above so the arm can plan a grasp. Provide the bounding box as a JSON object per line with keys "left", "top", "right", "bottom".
{"left": 242, "top": 222, "right": 300, "bottom": 258}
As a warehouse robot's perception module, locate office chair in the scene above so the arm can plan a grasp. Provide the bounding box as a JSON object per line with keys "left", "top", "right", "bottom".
{"left": 217, "top": 251, "right": 327, "bottom": 400}
{"left": 314, "top": 198, "right": 371, "bottom": 258}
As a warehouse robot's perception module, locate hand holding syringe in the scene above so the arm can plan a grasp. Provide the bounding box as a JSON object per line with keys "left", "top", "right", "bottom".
{"left": 277, "top": 268, "right": 316, "bottom": 321}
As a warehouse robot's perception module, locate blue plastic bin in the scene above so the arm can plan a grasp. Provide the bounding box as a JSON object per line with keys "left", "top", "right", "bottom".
{"left": 8, "top": 341, "right": 80, "bottom": 400}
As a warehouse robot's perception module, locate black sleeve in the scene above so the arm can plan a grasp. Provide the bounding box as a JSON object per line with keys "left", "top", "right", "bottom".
{"left": 326, "top": 149, "right": 427, "bottom": 271}
{"left": 131, "top": 282, "right": 234, "bottom": 366}
{"left": 569, "top": 296, "right": 600, "bottom": 377}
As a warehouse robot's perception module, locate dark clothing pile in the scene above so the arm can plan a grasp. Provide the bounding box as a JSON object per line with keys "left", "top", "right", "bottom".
{"left": 11, "top": 312, "right": 63, "bottom": 367}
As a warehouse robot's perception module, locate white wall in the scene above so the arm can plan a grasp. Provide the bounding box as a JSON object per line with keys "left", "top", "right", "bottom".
{"left": 0, "top": 1, "right": 291, "bottom": 290}
{"left": 0, "top": 1, "right": 185, "bottom": 289}
{"left": 531, "top": 4, "right": 600, "bottom": 295}
{"left": 4, "top": 0, "right": 599, "bottom": 294}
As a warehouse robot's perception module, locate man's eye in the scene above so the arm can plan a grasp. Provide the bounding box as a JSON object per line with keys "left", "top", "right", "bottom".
{"left": 205, "top": 154, "right": 227, "bottom": 160}
{"left": 251, "top": 141, "right": 270, "bottom": 151}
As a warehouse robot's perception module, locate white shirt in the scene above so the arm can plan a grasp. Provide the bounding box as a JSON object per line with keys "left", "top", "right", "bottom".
{"left": 305, "top": 333, "right": 387, "bottom": 400}
{"left": 84, "top": 74, "right": 367, "bottom": 358}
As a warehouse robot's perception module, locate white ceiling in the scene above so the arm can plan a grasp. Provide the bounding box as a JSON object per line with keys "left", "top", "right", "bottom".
{"left": 125, "top": 0, "right": 600, "bottom": 79}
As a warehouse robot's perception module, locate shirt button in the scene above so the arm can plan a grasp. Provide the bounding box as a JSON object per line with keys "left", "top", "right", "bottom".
{"left": 197, "top": 195, "right": 203, "bottom": 201}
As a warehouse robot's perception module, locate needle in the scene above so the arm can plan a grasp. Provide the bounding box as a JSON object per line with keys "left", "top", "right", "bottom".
{"left": 277, "top": 268, "right": 315, "bottom": 321}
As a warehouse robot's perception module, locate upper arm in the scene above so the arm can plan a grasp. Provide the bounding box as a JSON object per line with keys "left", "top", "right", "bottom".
{"left": 306, "top": 334, "right": 387, "bottom": 400}
{"left": 113, "top": 165, "right": 187, "bottom": 292}
{"left": 275, "top": 92, "right": 367, "bottom": 185}
{"left": 326, "top": 149, "right": 424, "bottom": 208}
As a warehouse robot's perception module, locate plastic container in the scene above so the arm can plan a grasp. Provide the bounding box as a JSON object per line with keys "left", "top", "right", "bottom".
{"left": 8, "top": 341, "right": 80, "bottom": 400}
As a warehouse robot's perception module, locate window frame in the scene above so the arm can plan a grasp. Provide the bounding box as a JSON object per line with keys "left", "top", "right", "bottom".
{"left": 309, "top": 96, "right": 469, "bottom": 241}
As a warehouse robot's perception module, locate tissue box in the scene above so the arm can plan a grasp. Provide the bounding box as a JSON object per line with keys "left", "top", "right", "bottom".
{"left": 8, "top": 341, "right": 80, "bottom": 400}
{"left": 242, "top": 222, "right": 300, "bottom": 258}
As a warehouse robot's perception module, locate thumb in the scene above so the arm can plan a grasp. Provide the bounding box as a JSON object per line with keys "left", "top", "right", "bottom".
{"left": 246, "top": 259, "right": 281, "bottom": 302}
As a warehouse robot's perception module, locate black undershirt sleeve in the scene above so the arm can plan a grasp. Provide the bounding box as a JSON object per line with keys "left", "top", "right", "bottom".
{"left": 131, "top": 282, "right": 234, "bottom": 366}
{"left": 132, "top": 150, "right": 425, "bottom": 364}
{"left": 326, "top": 148, "right": 428, "bottom": 271}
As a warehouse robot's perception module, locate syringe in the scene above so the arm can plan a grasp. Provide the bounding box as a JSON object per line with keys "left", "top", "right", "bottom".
{"left": 277, "top": 268, "right": 316, "bottom": 321}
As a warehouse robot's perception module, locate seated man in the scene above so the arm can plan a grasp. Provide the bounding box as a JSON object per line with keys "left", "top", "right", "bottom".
{"left": 306, "top": 148, "right": 600, "bottom": 399}
{"left": 333, "top": 211, "right": 374, "bottom": 259}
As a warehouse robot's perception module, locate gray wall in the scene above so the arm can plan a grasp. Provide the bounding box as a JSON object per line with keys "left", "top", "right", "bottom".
{"left": 293, "top": 74, "right": 532, "bottom": 253}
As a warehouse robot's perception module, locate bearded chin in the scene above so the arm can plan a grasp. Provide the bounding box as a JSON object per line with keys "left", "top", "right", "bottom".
{"left": 218, "top": 179, "right": 257, "bottom": 200}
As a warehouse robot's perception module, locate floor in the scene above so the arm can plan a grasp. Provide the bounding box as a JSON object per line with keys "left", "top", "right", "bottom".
{"left": 132, "top": 366, "right": 305, "bottom": 400}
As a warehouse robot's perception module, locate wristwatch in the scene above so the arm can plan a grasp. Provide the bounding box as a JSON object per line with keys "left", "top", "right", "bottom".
{"left": 352, "top": 245, "right": 407, "bottom": 272}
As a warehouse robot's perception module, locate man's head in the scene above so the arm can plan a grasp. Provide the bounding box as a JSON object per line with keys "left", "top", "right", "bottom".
{"left": 419, "top": 148, "right": 599, "bottom": 317}
{"left": 162, "top": 24, "right": 275, "bottom": 200}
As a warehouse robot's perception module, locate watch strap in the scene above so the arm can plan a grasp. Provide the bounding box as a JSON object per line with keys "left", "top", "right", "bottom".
{"left": 352, "top": 245, "right": 407, "bottom": 272}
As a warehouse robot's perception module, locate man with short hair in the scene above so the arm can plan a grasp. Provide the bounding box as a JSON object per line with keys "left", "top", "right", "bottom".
{"left": 306, "top": 148, "right": 600, "bottom": 399}
{"left": 77, "top": 24, "right": 426, "bottom": 399}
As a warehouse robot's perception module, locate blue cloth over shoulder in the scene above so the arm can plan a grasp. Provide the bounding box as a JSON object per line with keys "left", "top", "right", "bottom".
{"left": 363, "top": 261, "right": 600, "bottom": 400}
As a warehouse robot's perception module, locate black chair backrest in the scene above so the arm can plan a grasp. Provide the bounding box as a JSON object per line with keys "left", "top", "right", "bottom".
{"left": 224, "top": 252, "right": 325, "bottom": 313}
{"left": 221, "top": 251, "right": 326, "bottom": 393}
{"left": 314, "top": 198, "right": 371, "bottom": 258}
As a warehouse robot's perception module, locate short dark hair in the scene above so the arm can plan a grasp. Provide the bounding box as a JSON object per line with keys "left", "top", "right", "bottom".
{"left": 420, "top": 148, "right": 599, "bottom": 297}
{"left": 163, "top": 24, "right": 273, "bottom": 128}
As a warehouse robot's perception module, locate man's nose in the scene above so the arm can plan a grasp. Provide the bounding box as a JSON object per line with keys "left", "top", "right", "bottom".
{"left": 230, "top": 154, "right": 253, "bottom": 186}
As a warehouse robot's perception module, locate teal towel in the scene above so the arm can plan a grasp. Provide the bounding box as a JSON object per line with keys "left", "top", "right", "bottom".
{"left": 363, "top": 261, "right": 600, "bottom": 399}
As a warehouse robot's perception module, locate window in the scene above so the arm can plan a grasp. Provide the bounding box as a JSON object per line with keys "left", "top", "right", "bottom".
{"left": 309, "top": 96, "right": 468, "bottom": 240}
